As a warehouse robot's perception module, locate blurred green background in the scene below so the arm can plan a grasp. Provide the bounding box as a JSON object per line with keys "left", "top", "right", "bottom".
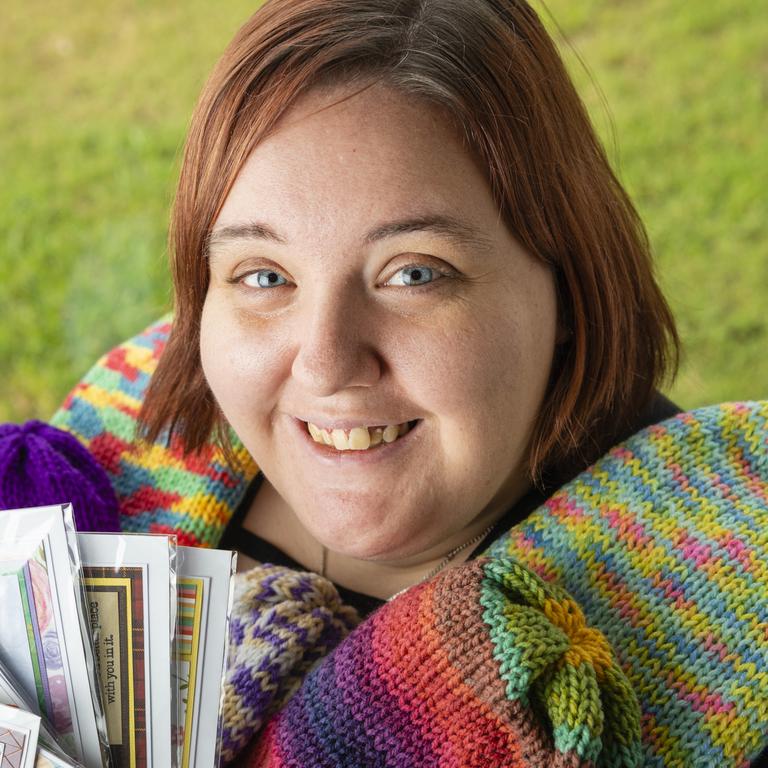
{"left": 1, "top": 0, "right": 766, "bottom": 422}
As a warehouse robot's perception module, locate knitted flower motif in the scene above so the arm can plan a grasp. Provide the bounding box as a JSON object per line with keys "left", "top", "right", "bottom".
{"left": 242, "top": 555, "right": 642, "bottom": 768}
{"left": 485, "top": 400, "right": 768, "bottom": 766}
{"left": 481, "top": 558, "right": 642, "bottom": 767}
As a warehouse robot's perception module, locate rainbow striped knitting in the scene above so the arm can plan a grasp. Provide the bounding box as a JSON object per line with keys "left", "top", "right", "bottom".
{"left": 486, "top": 401, "right": 768, "bottom": 767}
{"left": 51, "top": 318, "right": 257, "bottom": 547}
{"left": 49, "top": 321, "right": 768, "bottom": 765}
{"left": 237, "top": 558, "right": 643, "bottom": 768}
{"left": 222, "top": 401, "right": 767, "bottom": 767}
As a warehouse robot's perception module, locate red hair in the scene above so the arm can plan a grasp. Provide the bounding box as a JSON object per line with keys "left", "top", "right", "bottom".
{"left": 140, "top": 0, "right": 679, "bottom": 483}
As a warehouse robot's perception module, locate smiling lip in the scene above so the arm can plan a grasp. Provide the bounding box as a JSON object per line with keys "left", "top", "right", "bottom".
{"left": 295, "top": 416, "right": 416, "bottom": 431}
{"left": 291, "top": 417, "right": 421, "bottom": 464}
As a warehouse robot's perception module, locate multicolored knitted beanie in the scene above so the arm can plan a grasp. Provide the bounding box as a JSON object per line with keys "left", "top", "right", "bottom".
{"left": 234, "top": 558, "right": 643, "bottom": 768}
{"left": 221, "top": 565, "right": 362, "bottom": 760}
{"left": 219, "top": 400, "right": 767, "bottom": 767}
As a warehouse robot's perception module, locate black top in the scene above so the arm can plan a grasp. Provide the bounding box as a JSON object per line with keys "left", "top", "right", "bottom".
{"left": 220, "top": 392, "right": 681, "bottom": 617}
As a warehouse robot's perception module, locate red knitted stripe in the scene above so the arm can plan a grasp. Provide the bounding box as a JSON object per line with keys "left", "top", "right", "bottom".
{"left": 147, "top": 523, "right": 202, "bottom": 548}
{"left": 103, "top": 346, "right": 142, "bottom": 382}
{"left": 121, "top": 486, "right": 183, "bottom": 517}
{"left": 89, "top": 432, "right": 132, "bottom": 476}
{"left": 372, "top": 577, "right": 528, "bottom": 766}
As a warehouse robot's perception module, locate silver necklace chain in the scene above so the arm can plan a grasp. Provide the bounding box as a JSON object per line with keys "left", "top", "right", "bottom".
{"left": 321, "top": 521, "right": 496, "bottom": 601}
{"left": 387, "top": 520, "right": 497, "bottom": 602}
{"left": 422, "top": 521, "right": 496, "bottom": 582}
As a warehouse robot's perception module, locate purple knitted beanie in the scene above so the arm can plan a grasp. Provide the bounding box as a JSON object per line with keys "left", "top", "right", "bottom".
{"left": 0, "top": 420, "right": 120, "bottom": 532}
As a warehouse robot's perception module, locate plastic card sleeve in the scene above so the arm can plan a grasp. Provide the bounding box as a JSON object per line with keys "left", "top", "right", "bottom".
{"left": 0, "top": 504, "right": 109, "bottom": 768}
{"left": 0, "top": 702, "right": 41, "bottom": 768}
{"left": 76, "top": 533, "right": 177, "bottom": 768}
{"left": 174, "top": 547, "right": 237, "bottom": 768}
{"left": 0, "top": 663, "right": 69, "bottom": 759}
{"left": 34, "top": 745, "right": 85, "bottom": 768}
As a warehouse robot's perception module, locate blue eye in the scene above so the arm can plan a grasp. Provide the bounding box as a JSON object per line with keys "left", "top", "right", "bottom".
{"left": 243, "top": 269, "right": 288, "bottom": 288}
{"left": 387, "top": 265, "right": 436, "bottom": 287}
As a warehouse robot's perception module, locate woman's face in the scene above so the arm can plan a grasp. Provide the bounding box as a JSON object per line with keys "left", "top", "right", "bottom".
{"left": 201, "top": 83, "right": 558, "bottom": 561}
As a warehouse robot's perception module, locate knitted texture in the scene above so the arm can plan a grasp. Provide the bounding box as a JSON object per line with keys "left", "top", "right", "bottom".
{"left": 220, "top": 566, "right": 361, "bottom": 763}
{"left": 50, "top": 318, "right": 257, "bottom": 547}
{"left": 485, "top": 400, "right": 768, "bottom": 767}
{"left": 0, "top": 419, "right": 120, "bottom": 531}
{"left": 242, "top": 557, "right": 642, "bottom": 768}
{"left": 224, "top": 401, "right": 767, "bottom": 767}
{"left": 49, "top": 323, "right": 768, "bottom": 765}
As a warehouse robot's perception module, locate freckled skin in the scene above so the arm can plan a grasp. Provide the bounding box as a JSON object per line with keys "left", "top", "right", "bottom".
{"left": 200, "top": 83, "right": 558, "bottom": 571}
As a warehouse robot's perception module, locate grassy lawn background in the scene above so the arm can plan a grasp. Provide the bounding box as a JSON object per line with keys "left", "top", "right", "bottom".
{"left": 2, "top": 0, "right": 766, "bottom": 423}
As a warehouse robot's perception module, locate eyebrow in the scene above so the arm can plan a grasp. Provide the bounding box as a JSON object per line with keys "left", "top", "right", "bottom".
{"left": 205, "top": 213, "right": 494, "bottom": 256}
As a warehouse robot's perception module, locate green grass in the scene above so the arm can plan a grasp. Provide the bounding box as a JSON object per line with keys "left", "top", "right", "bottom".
{"left": 1, "top": 0, "right": 766, "bottom": 422}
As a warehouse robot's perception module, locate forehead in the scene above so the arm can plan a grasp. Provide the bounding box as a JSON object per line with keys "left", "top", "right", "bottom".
{"left": 213, "top": 83, "right": 498, "bottom": 240}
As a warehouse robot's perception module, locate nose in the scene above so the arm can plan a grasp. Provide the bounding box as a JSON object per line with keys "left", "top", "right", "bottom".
{"left": 291, "top": 286, "right": 383, "bottom": 396}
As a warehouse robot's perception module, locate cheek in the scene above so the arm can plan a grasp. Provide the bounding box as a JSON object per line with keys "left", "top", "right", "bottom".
{"left": 405, "top": 278, "right": 557, "bottom": 469}
{"left": 403, "top": 303, "right": 554, "bottom": 418}
{"left": 199, "top": 294, "right": 288, "bottom": 430}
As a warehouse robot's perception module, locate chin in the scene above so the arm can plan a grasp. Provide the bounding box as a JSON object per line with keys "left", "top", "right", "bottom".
{"left": 303, "top": 498, "right": 418, "bottom": 560}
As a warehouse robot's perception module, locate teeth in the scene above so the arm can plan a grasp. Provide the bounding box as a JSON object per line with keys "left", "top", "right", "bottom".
{"left": 306, "top": 421, "right": 414, "bottom": 451}
{"left": 348, "top": 426, "right": 371, "bottom": 450}
{"left": 331, "top": 429, "right": 348, "bottom": 450}
{"left": 382, "top": 425, "right": 399, "bottom": 443}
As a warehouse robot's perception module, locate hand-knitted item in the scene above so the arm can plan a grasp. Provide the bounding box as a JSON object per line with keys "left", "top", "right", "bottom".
{"left": 220, "top": 566, "right": 361, "bottom": 763}
{"left": 243, "top": 557, "right": 642, "bottom": 768}
{"left": 223, "top": 401, "right": 767, "bottom": 767}
{"left": 0, "top": 420, "right": 120, "bottom": 531}
{"left": 49, "top": 321, "right": 768, "bottom": 764}
{"left": 50, "top": 317, "right": 257, "bottom": 546}
{"left": 486, "top": 400, "right": 768, "bottom": 767}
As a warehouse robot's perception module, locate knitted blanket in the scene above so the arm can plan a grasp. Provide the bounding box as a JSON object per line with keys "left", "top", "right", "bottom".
{"left": 50, "top": 321, "right": 768, "bottom": 766}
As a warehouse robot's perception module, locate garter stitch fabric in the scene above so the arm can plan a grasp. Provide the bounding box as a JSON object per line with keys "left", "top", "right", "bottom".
{"left": 0, "top": 420, "right": 120, "bottom": 531}
{"left": 50, "top": 318, "right": 257, "bottom": 546}
{"left": 228, "top": 401, "right": 767, "bottom": 767}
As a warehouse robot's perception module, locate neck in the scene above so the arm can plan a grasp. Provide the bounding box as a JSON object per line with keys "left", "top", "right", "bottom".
{"left": 242, "top": 478, "right": 519, "bottom": 600}
{"left": 321, "top": 515, "right": 498, "bottom": 599}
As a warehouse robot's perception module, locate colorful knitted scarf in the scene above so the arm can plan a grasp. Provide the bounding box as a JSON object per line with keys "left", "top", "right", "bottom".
{"left": 50, "top": 320, "right": 768, "bottom": 766}
{"left": 51, "top": 318, "right": 258, "bottom": 546}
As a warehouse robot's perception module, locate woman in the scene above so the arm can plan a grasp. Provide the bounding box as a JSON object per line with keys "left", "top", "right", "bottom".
{"left": 138, "top": 0, "right": 679, "bottom": 606}
{"left": 50, "top": 0, "right": 766, "bottom": 765}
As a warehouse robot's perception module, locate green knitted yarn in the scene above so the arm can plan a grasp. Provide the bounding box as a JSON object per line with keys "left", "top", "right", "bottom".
{"left": 51, "top": 318, "right": 258, "bottom": 548}
{"left": 486, "top": 401, "right": 768, "bottom": 766}
{"left": 49, "top": 320, "right": 767, "bottom": 765}
{"left": 223, "top": 403, "right": 766, "bottom": 767}
{"left": 480, "top": 558, "right": 643, "bottom": 767}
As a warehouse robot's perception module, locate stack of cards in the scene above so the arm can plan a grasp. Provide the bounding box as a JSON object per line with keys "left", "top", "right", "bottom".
{"left": 0, "top": 505, "right": 237, "bottom": 768}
